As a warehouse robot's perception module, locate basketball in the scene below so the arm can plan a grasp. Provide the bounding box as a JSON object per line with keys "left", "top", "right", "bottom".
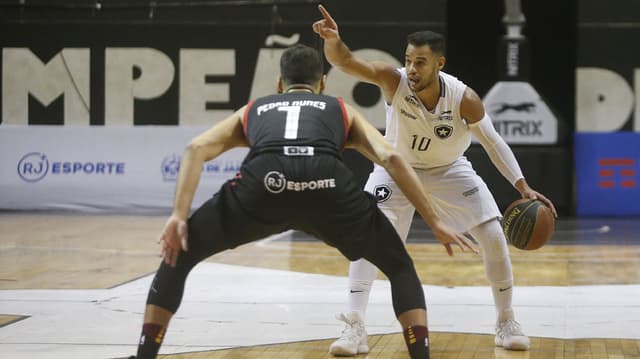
{"left": 501, "top": 199, "right": 555, "bottom": 250}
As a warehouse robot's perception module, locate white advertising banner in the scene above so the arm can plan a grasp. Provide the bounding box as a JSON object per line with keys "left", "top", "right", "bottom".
{"left": 0, "top": 125, "right": 248, "bottom": 213}
{"left": 477, "top": 81, "right": 558, "bottom": 144}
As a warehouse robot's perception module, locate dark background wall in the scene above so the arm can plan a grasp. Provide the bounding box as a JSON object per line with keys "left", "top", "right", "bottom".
{"left": 445, "top": 0, "right": 576, "bottom": 215}
{"left": 447, "top": 0, "right": 576, "bottom": 134}
{"left": 0, "top": 0, "right": 577, "bottom": 215}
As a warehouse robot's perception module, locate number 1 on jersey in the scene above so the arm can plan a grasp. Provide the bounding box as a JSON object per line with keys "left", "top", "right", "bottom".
{"left": 278, "top": 106, "right": 301, "bottom": 139}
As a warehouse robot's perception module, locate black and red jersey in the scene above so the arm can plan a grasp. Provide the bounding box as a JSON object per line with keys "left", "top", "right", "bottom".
{"left": 243, "top": 92, "right": 349, "bottom": 154}
{"left": 182, "top": 91, "right": 424, "bottom": 315}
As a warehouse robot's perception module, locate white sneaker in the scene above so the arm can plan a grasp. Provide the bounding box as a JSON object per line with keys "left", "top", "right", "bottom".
{"left": 329, "top": 311, "right": 369, "bottom": 356}
{"left": 495, "top": 318, "right": 530, "bottom": 350}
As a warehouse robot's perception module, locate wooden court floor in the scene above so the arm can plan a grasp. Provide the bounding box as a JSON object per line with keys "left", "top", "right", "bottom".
{"left": 1, "top": 213, "right": 639, "bottom": 358}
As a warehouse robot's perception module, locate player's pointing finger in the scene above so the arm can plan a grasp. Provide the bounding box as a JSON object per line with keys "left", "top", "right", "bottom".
{"left": 318, "top": 5, "right": 336, "bottom": 25}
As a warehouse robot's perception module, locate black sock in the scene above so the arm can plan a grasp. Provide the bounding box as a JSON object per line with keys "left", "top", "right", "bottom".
{"left": 136, "top": 323, "right": 166, "bottom": 358}
{"left": 403, "top": 325, "right": 430, "bottom": 359}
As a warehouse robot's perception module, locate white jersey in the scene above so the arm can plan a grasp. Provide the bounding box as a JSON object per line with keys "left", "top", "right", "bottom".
{"left": 384, "top": 69, "right": 470, "bottom": 169}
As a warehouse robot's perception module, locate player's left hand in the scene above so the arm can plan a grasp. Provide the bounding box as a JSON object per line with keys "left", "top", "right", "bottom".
{"left": 159, "top": 214, "right": 189, "bottom": 267}
{"left": 519, "top": 188, "right": 558, "bottom": 218}
{"left": 515, "top": 179, "right": 558, "bottom": 218}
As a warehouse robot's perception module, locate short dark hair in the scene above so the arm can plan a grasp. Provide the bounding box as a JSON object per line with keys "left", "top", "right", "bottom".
{"left": 280, "top": 44, "right": 323, "bottom": 86}
{"left": 407, "top": 31, "right": 446, "bottom": 55}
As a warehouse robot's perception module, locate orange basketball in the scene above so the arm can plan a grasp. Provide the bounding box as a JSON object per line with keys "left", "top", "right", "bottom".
{"left": 501, "top": 199, "right": 555, "bottom": 250}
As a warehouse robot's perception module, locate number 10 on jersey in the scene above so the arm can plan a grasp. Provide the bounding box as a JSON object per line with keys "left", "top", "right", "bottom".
{"left": 411, "top": 135, "right": 431, "bottom": 151}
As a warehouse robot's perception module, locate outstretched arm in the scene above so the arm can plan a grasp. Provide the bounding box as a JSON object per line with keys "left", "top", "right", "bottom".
{"left": 462, "top": 88, "right": 557, "bottom": 217}
{"left": 312, "top": 4, "right": 399, "bottom": 102}
{"left": 344, "top": 103, "right": 477, "bottom": 256}
{"left": 160, "top": 108, "right": 249, "bottom": 267}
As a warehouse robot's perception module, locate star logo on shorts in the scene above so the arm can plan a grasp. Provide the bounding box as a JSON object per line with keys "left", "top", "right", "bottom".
{"left": 373, "top": 184, "right": 392, "bottom": 202}
{"left": 434, "top": 124, "right": 453, "bottom": 139}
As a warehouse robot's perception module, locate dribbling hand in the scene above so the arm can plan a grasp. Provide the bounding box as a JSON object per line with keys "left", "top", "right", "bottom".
{"left": 516, "top": 179, "right": 558, "bottom": 218}
{"left": 312, "top": 5, "right": 340, "bottom": 41}
{"left": 159, "top": 214, "right": 189, "bottom": 268}
{"left": 520, "top": 188, "right": 558, "bottom": 218}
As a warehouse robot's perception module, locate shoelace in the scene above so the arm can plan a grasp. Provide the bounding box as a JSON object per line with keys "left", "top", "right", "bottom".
{"left": 497, "top": 319, "right": 525, "bottom": 336}
{"left": 336, "top": 313, "right": 362, "bottom": 340}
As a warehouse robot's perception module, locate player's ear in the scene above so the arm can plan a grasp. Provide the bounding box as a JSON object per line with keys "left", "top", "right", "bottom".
{"left": 277, "top": 76, "right": 284, "bottom": 93}
{"left": 437, "top": 55, "right": 446, "bottom": 70}
{"left": 319, "top": 74, "right": 327, "bottom": 94}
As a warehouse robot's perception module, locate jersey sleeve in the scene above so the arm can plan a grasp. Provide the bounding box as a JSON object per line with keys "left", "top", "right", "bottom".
{"left": 242, "top": 100, "right": 256, "bottom": 138}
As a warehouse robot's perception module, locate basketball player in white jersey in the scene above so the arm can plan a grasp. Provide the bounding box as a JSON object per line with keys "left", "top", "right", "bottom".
{"left": 313, "top": 4, "right": 557, "bottom": 355}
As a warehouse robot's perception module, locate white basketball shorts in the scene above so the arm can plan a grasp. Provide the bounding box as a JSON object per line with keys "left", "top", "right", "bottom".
{"left": 364, "top": 156, "right": 501, "bottom": 239}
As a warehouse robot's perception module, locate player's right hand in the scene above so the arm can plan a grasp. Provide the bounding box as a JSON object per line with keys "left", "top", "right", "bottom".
{"left": 159, "top": 214, "right": 189, "bottom": 268}
{"left": 312, "top": 5, "right": 340, "bottom": 41}
{"left": 431, "top": 220, "right": 479, "bottom": 256}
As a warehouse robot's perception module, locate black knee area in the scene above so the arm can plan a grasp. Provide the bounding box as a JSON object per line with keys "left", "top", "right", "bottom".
{"left": 386, "top": 265, "right": 426, "bottom": 316}
{"left": 365, "top": 231, "right": 426, "bottom": 316}
{"left": 146, "top": 252, "right": 200, "bottom": 313}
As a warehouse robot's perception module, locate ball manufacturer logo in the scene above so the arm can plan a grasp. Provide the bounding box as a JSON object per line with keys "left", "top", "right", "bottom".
{"left": 17, "top": 152, "right": 49, "bottom": 182}
{"left": 501, "top": 207, "right": 521, "bottom": 233}
{"left": 264, "top": 171, "right": 286, "bottom": 193}
{"left": 373, "top": 184, "right": 392, "bottom": 202}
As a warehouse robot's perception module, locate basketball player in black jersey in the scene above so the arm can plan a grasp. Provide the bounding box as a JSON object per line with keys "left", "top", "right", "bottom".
{"left": 130, "top": 44, "right": 476, "bottom": 359}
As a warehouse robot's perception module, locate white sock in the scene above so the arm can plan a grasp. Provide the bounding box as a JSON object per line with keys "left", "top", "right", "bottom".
{"left": 469, "top": 220, "right": 515, "bottom": 317}
{"left": 347, "top": 259, "right": 378, "bottom": 318}
{"left": 497, "top": 307, "right": 516, "bottom": 322}
{"left": 491, "top": 278, "right": 514, "bottom": 316}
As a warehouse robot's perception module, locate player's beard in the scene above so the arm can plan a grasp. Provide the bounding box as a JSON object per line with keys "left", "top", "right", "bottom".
{"left": 410, "top": 69, "right": 439, "bottom": 93}
{"left": 409, "top": 76, "right": 433, "bottom": 93}
{"left": 408, "top": 74, "right": 425, "bottom": 91}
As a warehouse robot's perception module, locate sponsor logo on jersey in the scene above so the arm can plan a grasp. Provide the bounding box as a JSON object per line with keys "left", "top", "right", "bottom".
{"left": 373, "top": 184, "right": 392, "bottom": 202}
{"left": 284, "top": 146, "right": 314, "bottom": 156}
{"left": 438, "top": 110, "right": 453, "bottom": 122}
{"left": 434, "top": 124, "right": 453, "bottom": 139}
{"left": 404, "top": 95, "right": 420, "bottom": 107}
{"left": 400, "top": 108, "right": 417, "bottom": 120}
{"left": 264, "top": 171, "right": 287, "bottom": 193}
{"left": 462, "top": 186, "right": 479, "bottom": 197}
{"left": 263, "top": 171, "right": 336, "bottom": 193}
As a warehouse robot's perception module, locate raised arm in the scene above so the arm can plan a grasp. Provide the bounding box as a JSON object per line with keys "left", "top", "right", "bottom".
{"left": 462, "top": 88, "right": 557, "bottom": 217}
{"left": 312, "top": 4, "right": 400, "bottom": 102}
{"left": 344, "top": 103, "right": 477, "bottom": 256}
